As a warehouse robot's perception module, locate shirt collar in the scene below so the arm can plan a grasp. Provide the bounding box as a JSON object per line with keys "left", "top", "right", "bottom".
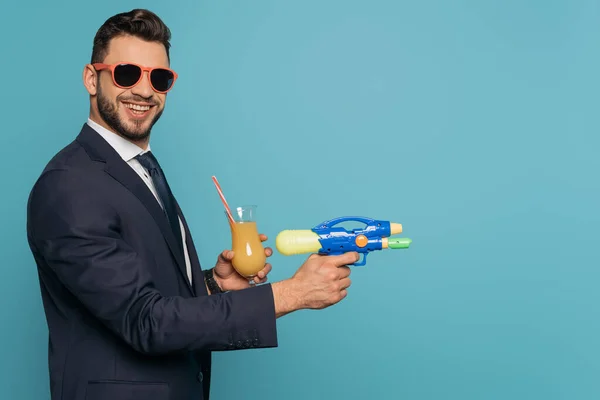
{"left": 86, "top": 118, "right": 151, "bottom": 162}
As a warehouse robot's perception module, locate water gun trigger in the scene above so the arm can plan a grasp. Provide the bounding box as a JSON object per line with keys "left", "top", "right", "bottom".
{"left": 352, "top": 252, "right": 368, "bottom": 267}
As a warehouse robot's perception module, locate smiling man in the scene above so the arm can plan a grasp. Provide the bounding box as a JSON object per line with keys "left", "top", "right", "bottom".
{"left": 26, "top": 8, "right": 356, "bottom": 400}
{"left": 87, "top": 34, "right": 168, "bottom": 146}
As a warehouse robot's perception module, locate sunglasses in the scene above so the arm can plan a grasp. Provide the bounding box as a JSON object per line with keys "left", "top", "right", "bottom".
{"left": 92, "top": 62, "right": 178, "bottom": 93}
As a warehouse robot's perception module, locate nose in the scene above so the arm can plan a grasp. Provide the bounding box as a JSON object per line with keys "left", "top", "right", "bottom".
{"left": 131, "top": 71, "right": 154, "bottom": 98}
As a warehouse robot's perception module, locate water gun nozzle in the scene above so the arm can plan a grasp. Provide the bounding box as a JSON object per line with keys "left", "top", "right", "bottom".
{"left": 390, "top": 223, "right": 403, "bottom": 235}
{"left": 383, "top": 237, "right": 412, "bottom": 249}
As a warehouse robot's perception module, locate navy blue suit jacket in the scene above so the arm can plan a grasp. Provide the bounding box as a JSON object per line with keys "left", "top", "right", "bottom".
{"left": 26, "top": 124, "right": 278, "bottom": 400}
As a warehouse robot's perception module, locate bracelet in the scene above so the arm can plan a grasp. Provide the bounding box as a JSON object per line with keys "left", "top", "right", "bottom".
{"left": 204, "top": 268, "right": 223, "bottom": 294}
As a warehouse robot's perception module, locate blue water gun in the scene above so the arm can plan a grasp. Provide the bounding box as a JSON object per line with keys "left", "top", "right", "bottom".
{"left": 275, "top": 216, "right": 412, "bottom": 266}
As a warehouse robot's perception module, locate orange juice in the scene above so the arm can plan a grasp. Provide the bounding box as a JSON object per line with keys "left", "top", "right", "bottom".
{"left": 230, "top": 221, "right": 266, "bottom": 277}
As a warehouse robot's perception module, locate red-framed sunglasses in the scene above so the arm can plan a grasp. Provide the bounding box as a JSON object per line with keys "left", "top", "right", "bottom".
{"left": 92, "top": 62, "right": 178, "bottom": 93}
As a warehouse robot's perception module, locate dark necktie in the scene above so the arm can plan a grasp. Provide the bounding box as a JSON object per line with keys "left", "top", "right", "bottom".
{"left": 135, "top": 151, "right": 184, "bottom": 255}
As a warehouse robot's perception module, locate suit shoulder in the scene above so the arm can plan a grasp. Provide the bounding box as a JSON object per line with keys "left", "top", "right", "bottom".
{"left": 29, "top": 164, "right": 106, "bottom": 204}
{"left": 27, "top": 159, "right": 116, "bottom": 235}
{"left": 31, "top": 135, "right": 105, "bottom": 191}
{"left": 43, "top": 139, "right": 91, "bottom": 172}
{"left": 28, "top": 148, "right": 107, "bottom": 211}
{"left": 26, "top": 163, "right": 118, "bottom": 248}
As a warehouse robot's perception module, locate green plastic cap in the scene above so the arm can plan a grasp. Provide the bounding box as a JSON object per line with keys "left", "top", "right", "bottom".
{"left": 387, "top": 238, "right": 412, "bottom": 249}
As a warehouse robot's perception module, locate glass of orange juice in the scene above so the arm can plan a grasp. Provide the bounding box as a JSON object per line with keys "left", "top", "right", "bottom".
{"left": 226, "top": 205, "right": 266, "bottom": 285}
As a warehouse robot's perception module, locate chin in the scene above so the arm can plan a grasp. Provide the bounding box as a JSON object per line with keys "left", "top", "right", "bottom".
{"left": 120, "top": 111, "right": 156, "bottom": 138}
{"left": 124, "top": 125, "right": 153, "bottom": 141}
{"left": 96, "top": 91, "right": 162, "bottom": 142}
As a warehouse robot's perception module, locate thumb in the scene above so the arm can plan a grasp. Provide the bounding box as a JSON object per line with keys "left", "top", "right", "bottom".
{"left": 218, "top": 250, "right": 234, "bottom": 263}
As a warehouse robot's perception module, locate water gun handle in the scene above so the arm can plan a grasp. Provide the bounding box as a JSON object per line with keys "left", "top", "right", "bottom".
{"left": 312, "top": 216, "right": 376, "bottom": 229}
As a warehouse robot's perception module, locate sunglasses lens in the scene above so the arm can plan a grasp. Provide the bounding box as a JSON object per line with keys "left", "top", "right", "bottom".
{"left": 150, "top": 68, "right": 175, "bottom": 92}
{"left": 114, "top": 64, "right": 142, "bottom": 87}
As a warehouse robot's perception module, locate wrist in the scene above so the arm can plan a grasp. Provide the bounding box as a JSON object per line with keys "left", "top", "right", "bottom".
{"left": 272, "top": 279, "right": 302, "bottom": 318}
{"left": 204, "top": 268, "right": 223, "bottom": 294}
{"left": 213, "top": 274, "right": 223, "bottom": 290}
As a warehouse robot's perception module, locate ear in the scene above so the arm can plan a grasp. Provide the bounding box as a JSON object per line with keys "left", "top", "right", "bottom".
{"left": 83, "top": 64, "right": 98, "bottom": 96}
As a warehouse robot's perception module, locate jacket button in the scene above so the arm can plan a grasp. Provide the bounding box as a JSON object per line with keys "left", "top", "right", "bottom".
{"left": 197, "top": 372, "right": 203, "bottom": 382}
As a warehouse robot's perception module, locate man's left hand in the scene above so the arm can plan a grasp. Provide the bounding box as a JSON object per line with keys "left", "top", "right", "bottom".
{"left": 212, "top": 233, "right": 273, "bottom": 292}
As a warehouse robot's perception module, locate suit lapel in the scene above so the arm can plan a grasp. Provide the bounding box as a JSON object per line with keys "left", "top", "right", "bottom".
{"left": 76, "top": 124, "right": 193, "bottom": 293}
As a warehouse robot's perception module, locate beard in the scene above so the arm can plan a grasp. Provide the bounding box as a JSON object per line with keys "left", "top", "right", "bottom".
{"left": 96, "top": 80, "right": 163, "bottom": 142}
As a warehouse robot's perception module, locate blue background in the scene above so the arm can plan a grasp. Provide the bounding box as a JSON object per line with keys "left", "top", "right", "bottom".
{"left": 1, "top": 0, "right": 599, "bottom": 399}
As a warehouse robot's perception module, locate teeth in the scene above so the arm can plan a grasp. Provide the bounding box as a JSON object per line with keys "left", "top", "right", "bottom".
{"left": 124, "top": 103, "right": 151, "bottom": 111}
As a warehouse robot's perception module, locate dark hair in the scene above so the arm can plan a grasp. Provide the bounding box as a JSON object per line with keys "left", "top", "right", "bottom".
{"left": 91, "top": 9, "right": 171, "bottom": 63}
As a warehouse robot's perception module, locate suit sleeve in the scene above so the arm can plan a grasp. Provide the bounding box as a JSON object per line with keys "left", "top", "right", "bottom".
{"left": 27, "top": 168, "right": 278, "bottom": 355}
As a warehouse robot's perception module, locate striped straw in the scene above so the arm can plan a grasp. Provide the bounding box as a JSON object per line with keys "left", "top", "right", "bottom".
{"left": 211, "top": 176, "right": 235, "bottom": 226}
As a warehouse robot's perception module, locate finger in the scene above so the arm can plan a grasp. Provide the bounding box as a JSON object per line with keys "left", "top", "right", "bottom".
{"left": 259, "top": 233, "right": 268, "bottom": 242}
{"left": 219, "top": 250, "right": 234, "bottom": 261}
{"left": 328, "top": 252, "right": 360, "bottom": 267}
{"left": 253, "top": 275, "right": 268, "bottom": 284}
{"left": 253, "top": 269, "right": 270, "bottom": 283}
{"left": 257, "top": 263, "right": 272, "bottom": 279}
{"left": 337, "top": 266, "right": 351, "bottom": 279}
{"left": 264, "top": 247, "right": 273, "bottom": 257}
{"left": 339, "top": 277, "right": 352, "bottom": 290}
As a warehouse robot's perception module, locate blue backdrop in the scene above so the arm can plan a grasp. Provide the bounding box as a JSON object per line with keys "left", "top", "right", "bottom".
{"left": 1, "top": 1, "right": 599, "bottom": 399}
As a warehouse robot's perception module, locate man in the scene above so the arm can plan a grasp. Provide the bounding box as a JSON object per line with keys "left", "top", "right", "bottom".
{"left": 26, "top": 8, "right": 356, "bottom": 400}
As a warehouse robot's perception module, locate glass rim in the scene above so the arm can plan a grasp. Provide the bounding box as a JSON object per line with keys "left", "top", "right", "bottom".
{"left": 222, "top": 204, "right": 257, "bottom": 210}
{"left": 225, "top": 205, "right": 258, "bottom": 222}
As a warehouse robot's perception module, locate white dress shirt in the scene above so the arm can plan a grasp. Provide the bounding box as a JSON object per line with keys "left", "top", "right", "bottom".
{"left": 87, "top": 118, "right": 193, "bottom": 283}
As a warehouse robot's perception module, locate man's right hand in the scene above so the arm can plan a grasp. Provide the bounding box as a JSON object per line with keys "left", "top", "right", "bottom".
{"left": 271, "top": 252, "right": 358, "bottom": 317}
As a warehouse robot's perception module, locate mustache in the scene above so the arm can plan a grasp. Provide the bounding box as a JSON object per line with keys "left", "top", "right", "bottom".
{"left": 118, "top": 94, "right": 159, "bottom": 106}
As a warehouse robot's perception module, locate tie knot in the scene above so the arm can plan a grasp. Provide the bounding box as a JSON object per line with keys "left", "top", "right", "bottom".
{"left": 136, "top": 151, "right": 160, "bottom": 172}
